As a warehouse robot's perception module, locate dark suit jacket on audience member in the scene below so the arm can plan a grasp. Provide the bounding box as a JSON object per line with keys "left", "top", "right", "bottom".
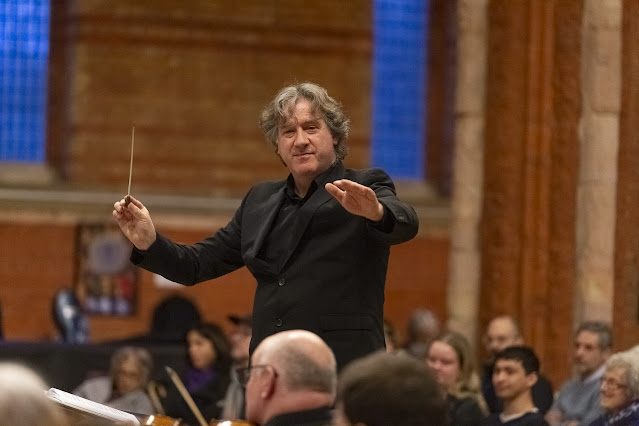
{"left": 132, "top": 164, "right": 419, "bottom": 370}
{"left": 481, "top": 363, "right": 554, "bottom": 414}
{"left": 448, "top": 394, "right": 486, "bottom": 426}
{"left": 263, "top": 406, "right": 333, "bottom": 426}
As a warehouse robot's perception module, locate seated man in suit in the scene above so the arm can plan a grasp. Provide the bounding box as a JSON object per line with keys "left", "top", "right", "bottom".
{"left": 113, "top": 82, "right": 419, "bottom": 370}
{"left": 240, "top": 329, "right": 336, "bottom": 426}
{"left": 481, "top": 316, "right": 554, "bottom": 414}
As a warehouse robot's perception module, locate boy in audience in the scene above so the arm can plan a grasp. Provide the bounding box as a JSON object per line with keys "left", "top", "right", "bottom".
{"left": 481, "top": 346, "right": 549, "bottom": 426}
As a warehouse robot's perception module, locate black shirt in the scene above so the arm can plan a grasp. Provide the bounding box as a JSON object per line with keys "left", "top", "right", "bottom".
{"left": 263, "top": 406, "right": 333, "bottom": 426}
{"left": 481, "top": 412, "right": 549, "bottom": 426}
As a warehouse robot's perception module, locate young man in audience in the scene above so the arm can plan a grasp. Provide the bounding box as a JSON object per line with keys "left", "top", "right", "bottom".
{"left": 481, "top": 346, "right": 549, "bottom": 426}
{"left": 241, "top": 329, "right": 336, "bottom": 426}
{"left": 545, "top": 321, "right": 612, "bottom": 426}
{"left": 482, "top": 316, "right": 554, "bottom": 414}
{"left": 333, "top": 351, "right": 447, "bottom": 426}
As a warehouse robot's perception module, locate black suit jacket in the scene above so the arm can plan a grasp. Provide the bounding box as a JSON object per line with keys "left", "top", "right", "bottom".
{"left": 133, "top": 164, "right": 419, "bottom": 369}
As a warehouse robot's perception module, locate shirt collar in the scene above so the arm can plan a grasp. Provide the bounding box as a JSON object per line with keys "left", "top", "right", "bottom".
{"left": 583, "top": 364, "right": 606, "bottom": 383}
{"left": 285, "top": 162, "right": 340, "bottom": 201}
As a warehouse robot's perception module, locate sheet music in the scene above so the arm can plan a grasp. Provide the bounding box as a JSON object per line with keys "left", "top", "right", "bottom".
{"left": 45, "top": 387, "right": 140, "bottom": 425}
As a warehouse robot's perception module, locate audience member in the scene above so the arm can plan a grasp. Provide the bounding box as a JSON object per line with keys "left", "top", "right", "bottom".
{"left": 52, "top": 288, "right": 89, "bottom": 343}
{"left": 0, "top": 362, "right": 68, "bottom": 426}
{"left": 383, "top": 318, "right": 399, "bottom": 353}
{"left": 481, "top": 346, "right": 549, "bottom": 426}
{"left": 589, "top": 349, "right": 639, "bottom": 426}
{"left": 73, "top": 346, "right": 154, "bottom": 415}
{"left": 159, "top": 322, "right": 232, "bottom": 425}
{"left": 427, "top": 331, "right": 488, "bottom": 426}
{"left": 222, "top": 313, "right": 253, "bottom": 420}
{"left": 333, "top": 351, "right": 447, "bottom": 426}
{"left": 403, "top": 308, "right": 440, "bottom": 358}
{"left": 546, "top": 321, "right": 613, "bottom": 426}
{"left": 241, "top": 329, "right": 336, "bottom": 426}
{"left": 482, "top": 316, "right": 554, "bottom": 414}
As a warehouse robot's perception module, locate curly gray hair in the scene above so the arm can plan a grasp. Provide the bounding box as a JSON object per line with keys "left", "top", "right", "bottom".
{"left": 605, "top": 350, "right": 639, "bottom": 401}
{"left": 259, "top": 82, "right": 350, "bottom": 161}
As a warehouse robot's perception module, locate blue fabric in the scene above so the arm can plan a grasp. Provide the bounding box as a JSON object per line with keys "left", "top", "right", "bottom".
{"left": 184, "top": 366, "right": 217, "bottom": 394}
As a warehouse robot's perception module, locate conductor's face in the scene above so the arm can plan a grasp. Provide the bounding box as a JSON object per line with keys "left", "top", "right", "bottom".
{"left": 277, "top": 98, "right": 337, "bottom": 181}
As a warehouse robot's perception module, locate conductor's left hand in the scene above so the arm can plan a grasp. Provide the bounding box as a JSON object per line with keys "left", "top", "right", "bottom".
{"left": 325, "top": 179, "right": 384, "bottom": 222}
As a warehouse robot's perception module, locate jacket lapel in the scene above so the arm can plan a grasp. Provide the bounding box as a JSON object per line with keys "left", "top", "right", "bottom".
{"left": 245, "top": 186, "right": 286, "bottom": 268}
{"left": 276, "top": 164, "right": 346, "bottom": 272}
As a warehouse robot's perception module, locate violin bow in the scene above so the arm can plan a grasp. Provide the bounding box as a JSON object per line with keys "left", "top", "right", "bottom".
{"left": 165, "top": 366, "right": 209, "bottom": 426}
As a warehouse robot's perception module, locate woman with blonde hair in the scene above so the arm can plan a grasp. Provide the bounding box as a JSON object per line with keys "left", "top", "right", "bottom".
{"left": 427, "top": 331, "right": 488, "bottom": 426}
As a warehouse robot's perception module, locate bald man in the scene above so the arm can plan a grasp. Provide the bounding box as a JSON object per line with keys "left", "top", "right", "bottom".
{"left": 242, "top": 330, "right": 336, "bottom": 426}
{"left": 481, "top": 316, "right": 554, "bottom": 415}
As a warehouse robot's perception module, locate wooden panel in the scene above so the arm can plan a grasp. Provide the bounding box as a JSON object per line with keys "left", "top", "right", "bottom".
{"left": 480, "top": 0, "right": 581, "bottom": 388}
{"left": 425, "top": 0, "right": 457, "bottom": 196}
{"left": 614, "top": 0, "right": 639, "bottom": 351}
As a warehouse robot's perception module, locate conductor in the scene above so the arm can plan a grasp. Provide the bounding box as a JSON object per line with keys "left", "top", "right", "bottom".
{"left": 113, "top": 82, "right": 419, "bottom": 369}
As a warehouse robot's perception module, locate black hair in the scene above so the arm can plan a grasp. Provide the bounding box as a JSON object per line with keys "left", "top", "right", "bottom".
{"left": 494, "top": 345, "right": 540, "bottom": 375}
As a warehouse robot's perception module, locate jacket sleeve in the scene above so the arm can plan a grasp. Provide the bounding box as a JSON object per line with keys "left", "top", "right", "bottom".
{"left": 130, "top": 192, "right": 249, "bottom": 286}
{"left": 365, "top": 168, "right": 419, "bottom": 245}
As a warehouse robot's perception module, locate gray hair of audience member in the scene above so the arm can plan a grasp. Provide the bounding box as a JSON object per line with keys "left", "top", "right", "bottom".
{"left": 259, "top": 82, "right": 350, "bottom": 161}
{"left": 0, "top": 362, "right": 68, "bottom": 426}
{"left": 269, "top": 338, "right": 337, "bottom": 397}
{"left": 576, "top": 320, "right": 613, "bottom": 350}
{"left": 337, "top": 351, "right": 447, "bottom": 426}
{"left": 605, "top": 350, "right": 639, "bottom": 402}
{"left": 110, "top": 346, "right": 153, "bottom": 386}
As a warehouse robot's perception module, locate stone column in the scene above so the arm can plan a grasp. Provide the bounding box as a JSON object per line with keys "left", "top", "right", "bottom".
{"left": 575, "top": 0, "right": 622, "bottom": 325}
{"left": 447, "top": 0, "right": 487, "bottom": 345}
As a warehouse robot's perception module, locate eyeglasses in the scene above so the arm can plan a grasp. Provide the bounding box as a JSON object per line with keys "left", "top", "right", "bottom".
{"left": 235, "top": 364, "right": 278, "bottom": 387}
{"left": 601, "top": 377, "right": 627, "bottom": 391}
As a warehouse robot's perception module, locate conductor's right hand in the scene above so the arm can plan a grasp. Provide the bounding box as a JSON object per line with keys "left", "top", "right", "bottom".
{"left": 113, "top": 196, "right": 156, "bottom": 250}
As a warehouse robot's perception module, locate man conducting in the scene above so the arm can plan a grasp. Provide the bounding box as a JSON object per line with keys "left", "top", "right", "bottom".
{"left": 113, "top": 82, "right": 419, "bottom": 369}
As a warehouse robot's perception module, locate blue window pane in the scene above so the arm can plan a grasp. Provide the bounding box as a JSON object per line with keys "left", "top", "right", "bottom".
{"left": 372, "top": 0, "right": 427, "bottom": 179}
{"left": 0, "top": 0, "right": 50, "bottom": 162}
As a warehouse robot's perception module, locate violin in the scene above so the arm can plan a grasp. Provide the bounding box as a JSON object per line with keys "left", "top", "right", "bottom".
{"left": 137, "top": 413, "right": 183, "bottom": 425}
{"left": 136, "top": 414, "right": 254, "bottom": 426}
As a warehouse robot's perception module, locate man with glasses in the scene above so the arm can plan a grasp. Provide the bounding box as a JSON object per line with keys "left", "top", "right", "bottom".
{"left": 545, "top": 321, "right": 613, "bottom": 426}
{"left": 239, "top": 329, "right": 336, "bottom": 426}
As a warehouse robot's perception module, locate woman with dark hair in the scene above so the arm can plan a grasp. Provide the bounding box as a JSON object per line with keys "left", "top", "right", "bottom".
{"left": 160, "top": 322, "right": 232, "bottom": 425}
{"left": 427, "top": 331, "right": 488, "bottom": 426}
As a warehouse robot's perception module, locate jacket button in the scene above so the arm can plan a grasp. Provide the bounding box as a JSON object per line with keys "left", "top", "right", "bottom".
{"left": 278, "top": 278, "right": 285, "bottom": 286}
{"left": 276, "top": 319, "right": 282, "bottom": 327}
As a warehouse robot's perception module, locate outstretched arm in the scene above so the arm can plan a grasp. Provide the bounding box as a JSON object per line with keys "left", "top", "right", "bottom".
{"left": 325, "top": 179, "right": 384, "bottom": 222}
